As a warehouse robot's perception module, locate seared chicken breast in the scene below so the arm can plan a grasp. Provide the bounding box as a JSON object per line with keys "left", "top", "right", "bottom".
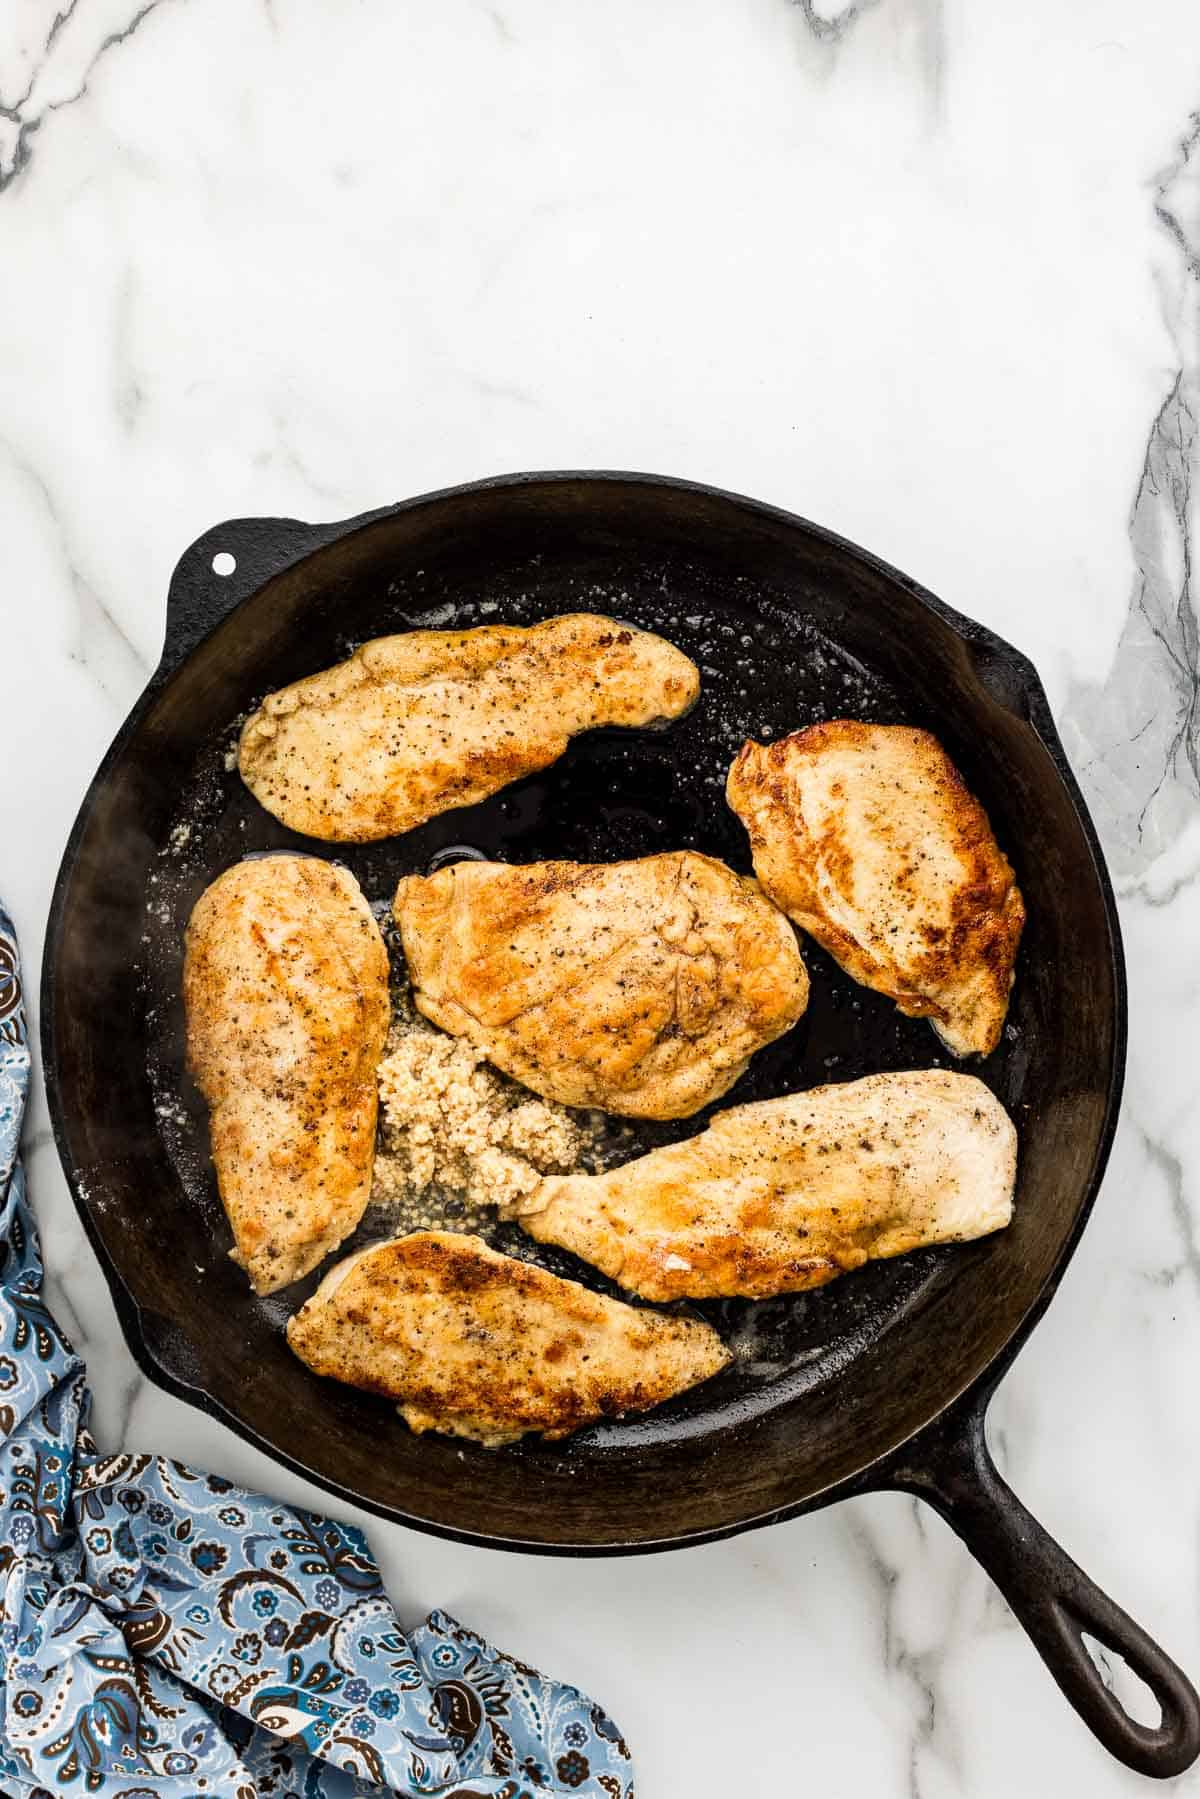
{"left": 238, "top": 614, "right": 700, "bottom": 842}
{"left": 727, "top": 722, "right": 1024, "bottom": 1056}
{"left": 286, "top": 1231, "right": 731, "bottom": 1445}
{"left": 184, "top": 856, "right": 389, "bottom": 1294}
{"left": 510, "top": 1070, "right": 1015, "bottom": 1301}
{"left": 395, "top": 852, "right": 809, "bottom": 1119}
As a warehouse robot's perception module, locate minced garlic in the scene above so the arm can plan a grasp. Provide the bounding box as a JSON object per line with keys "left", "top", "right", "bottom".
{"left": 372, "top": 1007, "right": 585, "bottom": 1220}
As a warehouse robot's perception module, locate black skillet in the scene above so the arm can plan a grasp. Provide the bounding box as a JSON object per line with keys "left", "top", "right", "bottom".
{"left": 42, "top": 473, "right": 1199, "bottom": 1777}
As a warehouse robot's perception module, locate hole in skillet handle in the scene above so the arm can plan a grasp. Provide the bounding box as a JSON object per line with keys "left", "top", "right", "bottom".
{"left": 878, "top": 1388, "right": 1200, "bottom": 1778}
{"left": 1082, "top": 1633, "right": 1164, "bottom": 1730}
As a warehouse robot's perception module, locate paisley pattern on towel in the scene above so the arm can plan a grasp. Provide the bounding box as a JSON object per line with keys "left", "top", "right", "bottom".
{"left": 0, "top": 901, "right": 634, "bottom": 1798}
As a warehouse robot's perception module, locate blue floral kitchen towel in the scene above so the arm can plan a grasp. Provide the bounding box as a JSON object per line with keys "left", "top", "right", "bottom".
{"left": 0, "top": 903, "right": 633, "bottom": 1799}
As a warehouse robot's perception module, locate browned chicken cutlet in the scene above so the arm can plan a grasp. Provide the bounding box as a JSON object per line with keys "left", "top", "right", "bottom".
{"left": 237, "top": 614, "right": 700, "bottom": 842}
{"left": 727, "top": 721, "right": 1025, "bottom": 1056}
{"left": 285, "top": 1230, "right": 731, "bottom": 1445}
{"left": 510, "top": 1070, "right": 1016, "bottom": 1301}
{"left": 183, "top": 855, "right": 389, "bottom": 1294}
{"left": 394, "top": 851, "right": 809, "bottom": 1119}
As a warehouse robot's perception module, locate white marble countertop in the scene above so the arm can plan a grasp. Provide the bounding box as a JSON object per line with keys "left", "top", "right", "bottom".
{"left": 3, "top": 1, "right": 1200, "bottom": 1792}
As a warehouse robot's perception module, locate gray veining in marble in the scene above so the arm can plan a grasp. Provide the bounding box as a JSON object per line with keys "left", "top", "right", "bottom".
{"left": 792, "top": 0, "right": 884, "bottom": 43}
{"left": 0, "top": 432, "right": 151, "bottom": 701}
{"left": 1136, "top": 1124, "right": 1200, "bottom": 1296}
{"left": 1064, "top": 116, "right": 1200, "bottom": 884}
{"left": 789, "top": 0, "right": 945, "bottom": 116}
{"left": 0, "top": 0, "right": 173, "bottom": 191}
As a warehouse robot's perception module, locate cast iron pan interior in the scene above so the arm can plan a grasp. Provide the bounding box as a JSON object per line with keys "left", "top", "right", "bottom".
{"left": 43, "top": 473, "right": 1120, "bottom": 1557}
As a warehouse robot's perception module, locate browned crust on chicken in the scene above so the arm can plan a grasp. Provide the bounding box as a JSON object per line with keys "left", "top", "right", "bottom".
{"left": 238, "top": 614, "right": 700, "bottom": 842}
{"left": 394, "top": 851, "right": 809, "bottom": 1119}
{"left": 285, "top": 1231, "right": 731, "bottom": 1445}
{"left": 184, "top": 856, "right": 390, "bottom": 1293}
{"left": 726, "top": 721, "right": 1024, "bottom": 1056}
{"left": 516, "top": 1069, "right": 1016, "bottom": 1301}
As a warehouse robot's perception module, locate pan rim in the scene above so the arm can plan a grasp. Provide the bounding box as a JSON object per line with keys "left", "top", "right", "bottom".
{"left": 40, "top": 468, "right": 1128, "bottom": 1552}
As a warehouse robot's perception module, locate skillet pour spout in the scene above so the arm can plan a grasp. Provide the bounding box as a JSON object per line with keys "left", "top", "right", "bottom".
{"left": 40, "top": 472, "right": 1198, "bottom": 1777}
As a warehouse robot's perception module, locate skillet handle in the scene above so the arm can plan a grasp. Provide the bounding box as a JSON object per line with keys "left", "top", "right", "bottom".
{"left": 159, "top": 514, "right": 362, "bottom": 679}
{"left": 886, "top": 1393, "right": 1200, "bottom": 1778}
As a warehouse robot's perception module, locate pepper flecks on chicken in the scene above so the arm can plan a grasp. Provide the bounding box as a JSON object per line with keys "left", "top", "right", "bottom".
{"left": 509, "top": 1070, "right": 1016, "bottom": 1301}
{"left": 238, "top": 614, "right": 700, "bottom": 842}
{"left": 183, "top": 855, "right": 389, "bottom": 1294}
{"left": 285, "top": 1230, "right": 731, "bottom": 1446}
{"left": 394, "top": 851, "right": 809, "bottom": 1120}
{"left": 727, "top": 721, "right": 1024, "bottom": 1057}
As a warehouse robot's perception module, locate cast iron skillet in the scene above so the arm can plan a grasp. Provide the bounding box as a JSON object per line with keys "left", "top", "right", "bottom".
{"left": 42, "top": 473, "right": 1199, "bottom": 1777}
